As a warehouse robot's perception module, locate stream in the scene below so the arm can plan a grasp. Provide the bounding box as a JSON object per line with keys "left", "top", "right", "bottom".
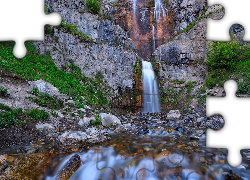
{"left": 42, "top": 113, "right": 250, "bottom": 180}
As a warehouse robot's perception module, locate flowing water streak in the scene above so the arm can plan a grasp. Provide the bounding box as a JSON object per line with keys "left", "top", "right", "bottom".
{"left": 142, "top": 61, "right": 160, "bottom": 112}
{"left": 152, "top": 25, "right": 155, "bottom": 51}
{"left": 154, "top": 0, "right": 168, "bottom": 40}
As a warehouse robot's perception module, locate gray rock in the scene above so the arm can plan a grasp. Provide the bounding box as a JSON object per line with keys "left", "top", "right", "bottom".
{"left": 58, "top": 131, "right": 88, "bottom": 142}
{"left": 85, "top": 127, "right": 108, "bottom": 143}
{"left": 35, "top": 0, "right": 137, "bottom": 93}
{"left": 167, "top": 110, "right": 181, "bottom": 119}
{"left": 78, "top": 116, "right": 95, "bottom": 126}
{"left": 36, "top": 123, "right": 54, "bottom": 131}
{"left": 28, "top": 79, "right": 63, "bottom": 97}
{"left": 99, "top": 113, "right": 121, "bottom": 127}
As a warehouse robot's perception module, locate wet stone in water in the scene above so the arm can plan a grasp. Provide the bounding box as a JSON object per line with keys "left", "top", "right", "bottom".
{"left": 57, "top": 154, "right": 81, "bottom": 179}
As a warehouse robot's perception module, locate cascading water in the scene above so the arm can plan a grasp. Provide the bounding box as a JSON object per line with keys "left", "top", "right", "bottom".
{"left": 142, "top": 61, "right": 160, "bottom": 113}
{"left": 153, "top": 0, "right": 168, "bottom": 46}
{"left": 152, "top": 25, "right": 155, "bottom": 51}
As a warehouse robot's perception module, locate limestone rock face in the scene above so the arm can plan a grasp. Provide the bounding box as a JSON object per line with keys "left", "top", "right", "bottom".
{"left": 170, "top": 0, "right": 207, "bottom": 34}
{"left": 99, "top": 113, "right": 121, "bottom": 127}
{"left": 33, "top": 30, "right": 137, "bottom": 92}
{"left": 35, "top": 1, "right": 138, "bottom": 93}
{"left": 46, "top": 0, "right": 136, "bottom": 48}
{"left": 153, "top": 40, "right": 206, "bottom": 64}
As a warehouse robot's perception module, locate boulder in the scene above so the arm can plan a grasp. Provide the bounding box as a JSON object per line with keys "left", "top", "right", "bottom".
{"left": 36, "top": 123, "right": 55, "bottom": 135}
{"left": 58, "top": 131, "right": 88, "bottom": 142}
{"left": 85, "top": 127, "right": 108, "bottom": 143}
{"left": 99, "top": 113, "right": 121, "bottom": 127}
{"left": 28, "top": 79, "right": 62, "bottom": 97}
{"left": 167, "top": 110, "right": 181, "bottom": 119}
{"left": 78, "top": 116, "right": 95, "bottom": 126}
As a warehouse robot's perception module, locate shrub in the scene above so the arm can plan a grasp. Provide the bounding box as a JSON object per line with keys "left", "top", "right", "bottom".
{"left": 206, "top": 41, "right": 250, "bottom": 71}
{"left": 61, "top": 21, "right": 93, "bottom": 42}
{"left": 86, "top": 0, "right": 100, "bottom": 14}
{"left": 90, "top": 114, "right": 102, "bottom": 126}
{"left": 0, "top": 42, "right": 111, "bottom": 111}
{"left": 0, "top": 86, "right": 8, "bottom": 97}
{"left": 28, "top": 87, "right": 39, "bottom": 96}
{"left": 26, "top": 109, "right": 49, "bottom": 121}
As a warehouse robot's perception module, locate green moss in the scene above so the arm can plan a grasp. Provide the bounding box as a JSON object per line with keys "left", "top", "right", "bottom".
{"left": 28, "top": 88, "right": 64, "bottom": 110}
{"left": 160, "top": 81, "right": 195, "bottom": 111}
{"left": 0, "top": 103, "right": 49, "bottom": 127}
{"left": 86, "top": 0, "right": 101, "bottom": 14}
{"left": 0, "top": 86, "right": 8, "bottom": 97}
{"left": 60, "top": 21, "right": 93, "bottom": 42}
{"left": 206, "top": 41, "right": 250, "bottom": 93}
{"left": 0, "top": 41, "right": 111, "bottom": 111}
{"left": 171, "top": 8, "right": 221, "bottom": 40}
{"left": 90, "top": 114, "right": 102, "bottom": 126}
{"left": 25, "top": 109, "right": 49, "bottom": 121}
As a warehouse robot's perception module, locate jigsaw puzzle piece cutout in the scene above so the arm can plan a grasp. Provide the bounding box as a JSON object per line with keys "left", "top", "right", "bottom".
{"left": 0, "top": 0, "right": 61, "bottom": 58}
{"left": 207, "top": 0, "right": 250, "bottom": 41}
{"left": 206, "top": 80, "right": 250, "bottom": 167}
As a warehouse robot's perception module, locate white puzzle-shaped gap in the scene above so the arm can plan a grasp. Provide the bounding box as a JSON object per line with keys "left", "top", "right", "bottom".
{"left": 0, "top": 0, "right": 61, "bottom": 58}
{"left": 206, "top": 80, "right": 250, "bottom": 167}
{"left": 207, "top": 0, "right": 250, "bottom": 41}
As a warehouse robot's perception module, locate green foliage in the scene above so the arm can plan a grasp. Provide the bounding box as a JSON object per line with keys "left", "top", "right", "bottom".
{"left": 160, "top": 81, "right": 195, "bottom": 111}
{"left": 207, "top": 41, "right": 250, "bottom": 70}
{"left": 61, "top": 21, "right": 93, "bottom": 42}
{"left": 77, "top": 110, "right": 83, "bottom": 117}
{"left": 44, "top": 5, "right": 48, "bottom": 12}
{"left": 86, "top": 0, "right": 101, "bottom": 14}
{"left": 51, "top": 111, "right": 58, "bottom": 117}
{"left": 75, "top": 100, "right": 83, "bottom": 108}
{"left": 172, "top": 79, "right": 185, "bottom": 84}
{"left": 133, "top": 59, "right": 141, "bottom": 74}
{"left": 199, "top": 86, "right": 206, "bottom": 94}
{"left": 28, "top": 87, "right": 39, "bottom": 96}
{"left": 198, "top": 95, "right": 206, "bottom": 105}
{"left": 104, "top": 14, "right": 111, "bottom": 20}
{"left": 0, "top": 86, "right": 8, "bottom": 97}
{"left": 28, "top": 88, "right": 64, "bottom": 110}
{"left": 172, "top": 10, "right": 213, "bottom": 39}
{"left": 90, "top": 114, "right": 102, "bottom": 126}
{"left": 0, "top": 41, "right": 111, "bottom": 111}
{"left": 206, "top": 41, "right": 250, "bottom": 92}
{"left": 0, "top": 103, "right": 48, "bottom": 127}
{"left": 0, "top": 108, "right": 17, "bottom": 127}
{"left": 25, "top": 109, "right": 49, "bottom": 121}
{"left": 45, "top": 25, "right": 53, "bottom": 35}
{"left": 18, "top": 120, "right": 26, "bottom": 127}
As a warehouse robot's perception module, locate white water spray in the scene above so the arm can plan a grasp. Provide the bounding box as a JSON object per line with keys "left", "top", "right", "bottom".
{"left": 142, "top": 61, "right": 160, "bottom": 113}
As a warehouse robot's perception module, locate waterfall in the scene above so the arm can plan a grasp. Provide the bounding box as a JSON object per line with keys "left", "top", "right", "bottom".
{"left": 153, "top": 0, "right": 169, "bottom": 43}
{"left": 152, "top": 25, "right": 155, "bottom": 51}
{"left": 142, "top": 61, "right": 160, "bottom": 113}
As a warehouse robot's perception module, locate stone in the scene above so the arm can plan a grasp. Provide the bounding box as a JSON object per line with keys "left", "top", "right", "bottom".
{"left": 36, "top": 123, "right": 54, "bottom": 133}
{"left": 85, "top": 127, "right": 108, "bottom": 143}
{"left": 167, "top": 110, "right": 181, "bottom": 119}
{"left": 78, "top": 108, "right": 86, "bottom": 112}
{"left": 99, "top": 113, "right": 121, "bottom": 127}
{"left": 84, "top": 105, "right": 92, "bottom": 110}
{"left": 28, "top": 79, "right": 61, "bottom": 97}
{"left": 58, "top": 131, "right": 88, "bottom": 142}
{"left": 78, "top": 116, "right": 95, "bottom": 127}
{"left": 57, "top": 154, "right": 81, "bottom": 179}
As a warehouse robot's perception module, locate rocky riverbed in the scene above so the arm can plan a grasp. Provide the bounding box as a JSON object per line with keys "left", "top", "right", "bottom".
{"left": 1, "top": 111, "right": 249, "bottom": 179}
